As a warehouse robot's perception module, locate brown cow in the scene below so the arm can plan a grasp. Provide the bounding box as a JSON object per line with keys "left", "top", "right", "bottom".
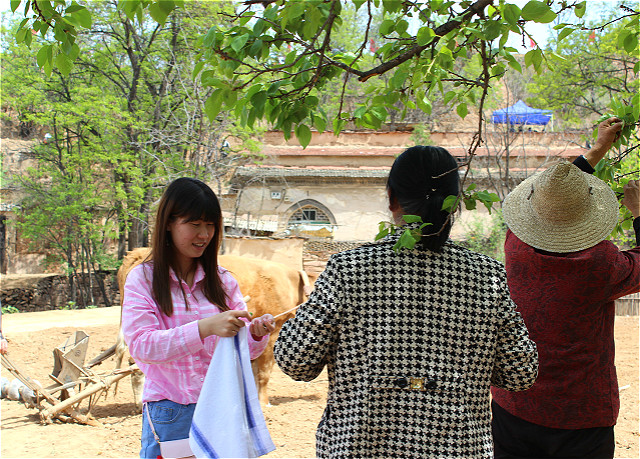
{"left": 115, "top": 247, "right": 310, "bottom": 408}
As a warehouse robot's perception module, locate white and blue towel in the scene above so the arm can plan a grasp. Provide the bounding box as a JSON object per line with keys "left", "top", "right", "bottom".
{"left": 189, "top": 327, "right": 276, "bottom": 458}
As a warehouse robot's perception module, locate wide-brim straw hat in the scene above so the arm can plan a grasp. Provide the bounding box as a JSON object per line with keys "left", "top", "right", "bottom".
{"left": 502, "top": 161, "right": 619, "bottom": 253}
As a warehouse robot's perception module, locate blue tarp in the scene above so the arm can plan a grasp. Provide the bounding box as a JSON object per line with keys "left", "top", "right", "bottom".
{"left": 491, "top": 100, "right": 552, "bottom": 125}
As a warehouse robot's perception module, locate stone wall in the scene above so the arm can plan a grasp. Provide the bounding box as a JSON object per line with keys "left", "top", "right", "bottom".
{"left": 303, "top": 240, "right": 365, "bottom": 282}
{"left": 0, "top": 271, "right": 119, "bottom": 312}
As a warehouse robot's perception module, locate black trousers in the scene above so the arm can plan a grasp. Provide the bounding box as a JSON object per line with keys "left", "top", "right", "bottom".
{"left": 491, "top": 401, "right": 615, "bottom": 459}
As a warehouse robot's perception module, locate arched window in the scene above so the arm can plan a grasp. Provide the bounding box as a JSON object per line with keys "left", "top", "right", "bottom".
{"left": 289, "top": 206, "right": 331, "bottom": 224}
{"left": 285, "top": 200, "right": 336, "bottom": 239}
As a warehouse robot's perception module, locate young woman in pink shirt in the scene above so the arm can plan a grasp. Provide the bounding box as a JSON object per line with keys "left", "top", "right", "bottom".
{"left": 121, "top": 177, "right": 276, "bottom": 459}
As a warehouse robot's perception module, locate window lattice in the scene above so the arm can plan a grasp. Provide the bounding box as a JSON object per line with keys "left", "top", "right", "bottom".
{"left": 289, "top": 206, "right": 331, "bottom": 223}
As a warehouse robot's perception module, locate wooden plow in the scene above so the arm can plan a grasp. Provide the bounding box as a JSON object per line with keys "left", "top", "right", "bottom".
{"left": 1, "top": 330, "right": 137, "bottom": 426}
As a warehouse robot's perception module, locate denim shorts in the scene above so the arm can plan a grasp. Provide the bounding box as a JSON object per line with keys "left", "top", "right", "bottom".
{"left": 140, "top": 399, "right": 196, "bottom": 459}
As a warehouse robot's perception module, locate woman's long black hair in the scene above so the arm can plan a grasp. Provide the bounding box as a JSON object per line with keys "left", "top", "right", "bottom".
{"left": 151, "top": 177, "right": 228, "bottom": 316}
{"left": 387, "top": 145, "right": 460, "bottom": 252}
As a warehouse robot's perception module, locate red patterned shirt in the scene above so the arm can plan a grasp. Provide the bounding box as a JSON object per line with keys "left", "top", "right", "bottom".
{"left": 491, "top": 230, "right": 640, "bottom": 429}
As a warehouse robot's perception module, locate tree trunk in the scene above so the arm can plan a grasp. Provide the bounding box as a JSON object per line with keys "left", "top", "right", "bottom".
{"left": 95, "top": 271, "right": 112, "bottom": 308}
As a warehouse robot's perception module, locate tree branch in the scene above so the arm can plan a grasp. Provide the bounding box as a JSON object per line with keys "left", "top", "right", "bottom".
{"left": 325, "top": 0, "right": 494, "bottom": 82}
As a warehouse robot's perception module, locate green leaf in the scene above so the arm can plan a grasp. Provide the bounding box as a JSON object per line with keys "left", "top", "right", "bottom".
{"left": 148, "top": 3, "right": 169, "bottom": 25}
{"left": 574, "top": 1, "right": 587, "bottom": 18}
{"left": 65, "top": 2, "right": 85, "bottom": 13}
{"left": 521, "top": 1, "right": 557, "bottom": 23}
{"left": 524, "top": 48, "right": 543, "bottom": 72}
{"left": 476, "top": 190, "right": 501, "bottom": 202}
{"left": 302, "top": 17, "right": 316, "bottom": 40}
{"left": 43, "top": 59, "right": 53, "bottom": 77}
{"left": 267, "top": 80, "right": 285, "bottom": 95}
{"left": 370, "top": 105, "right": 388, "bottom": 121}
{"left": 379, "top": 19, "right": 394, "bottom": 36}
{"left": 250, "top": 90, "right": 267, "bottom": 118}
{"left": 39, "top": 22, "right": 50, "bottom": 37}
{"left": 53, "top": 23, "right": 69, "bottom": 42}
{"left": 55, "top": 51, "right": 73, "bottom": 76}
{"left": 119, "top": 0, "right": 140, "bottom": 20}
{"left": 253, "top": 18, "right": 267, "bottom": 35}
{"left": 444, "top": 91, "right": 456, "bottom": 105}
{"left": 10, "top": 0, "right": 21, "bottom": 13}
{"left": 287, "top": 1, "right": 306, "bottom": 20}
{"left": 623, "top": 32, "right": 638, "bottom": 54}
{"left": 383, "top": 0, "right": 402, "bottom": 13}
{"left": 15, "top": 27, "right": 27, "bottom": 45}
{"left": 203, "top": 27, "right": 218, "bottom": 47}
{"left": 204, "top": 90, "right": 224, "bottom": 121}
{"left": 248, "top": 39, "right": 263, "bottom": 57}
{"left": 284, "top": 49, "right": 298, "bottom": 65}
{"left": 312, "top": 114, "right": 327, "bottom": 133}
{"left": 375, "top": 227, "right": 389, "bottom": 241}
{"left": 247, "top": 85, "right": 265, "bottom": 101}
{"left": 224, "top": 88, "right": 237, "bottom": 107}
{"left": 491, "top": 63, "right": 506, "bottom": 77}
{"left": 295, "top": 124, "right": 312, "bottom": 148}
{"left": 442, "top": 194, "right": 460, "bottom": 212}
{"left": 482, "top": 20, "right": 503, "bottom": 41}
{"left": 354, "top": 105, "right": 367, "bottom": 119}
{"left": 361, "top": 112, "right": 382, "bottom": 130}
{"left": 230, "top": 34, "right": 250, "bottom": 53}
{"left": 70, "top": 6, "right": 92, "bottom": 28}
{"left": 32, "top": 20, "right": 42, "bottom": 34}
{"left": 417, "top": 27, "right": 435, "bottom": 46}
{"left": 192, "top": 61, "right": 204, "bottom": 80}
{"left": 402, "top": 215, "right": 422, "bottom": 224}
{"left": 38, "top": 1, "right": 56, "bottom": 17}
{"left": 456, "top": 103, "right": 468, "bottom": 118}
{"left": 159, "top": 0, "right": 177, "bottom": 15}
{"left": 417, "top": 95, "right": 432, "bottom": 115}
{"left": 502, "top": 4, "right": 521, "bottom": 27}
{"left": 353, "top": 0, "right": 366, "bottom": 10}
{"left": 396, "top": 20, "right": 409, "bottom": 36}
{"left": 557, "top": 26, "right": 574, "bottom": 42}
{"left": 68, "top": 43, "right": 80, "bottom": 61}
{"left": 398, "top": 229, "right": 417, "bottom": 250}
{"left": 333, "top": 117, "right": 347, "bottom": 135}
{"left": 36, "top": 44, "right": 53, "bottom": 68}
{"left": 504, "top": 52, "right": 522, "bottom": 72}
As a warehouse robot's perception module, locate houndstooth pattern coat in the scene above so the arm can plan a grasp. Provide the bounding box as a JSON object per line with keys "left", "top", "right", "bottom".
{"left": 274, "top": 229, "right": 538, "bottom": 459}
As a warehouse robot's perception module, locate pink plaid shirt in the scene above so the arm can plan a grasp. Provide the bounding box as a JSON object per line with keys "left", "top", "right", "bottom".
{"left": 122, "top": 262, "right": 268, "bottom": 404}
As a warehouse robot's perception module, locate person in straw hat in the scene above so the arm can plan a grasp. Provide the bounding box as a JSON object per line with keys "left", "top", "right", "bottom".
{"left": 491, "top": 116, "right": 640, "bottom": 459}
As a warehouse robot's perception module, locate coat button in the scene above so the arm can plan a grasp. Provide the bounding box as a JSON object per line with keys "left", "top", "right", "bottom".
{"left": 395, "top": 377, "right": 408, "bottom": 388}
{"left": 426, "top": 380, "right": 437, "bottom": 390}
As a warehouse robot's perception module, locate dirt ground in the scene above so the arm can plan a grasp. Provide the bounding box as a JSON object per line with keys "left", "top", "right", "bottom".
{"left": 1, "top": 308, "right": 638, "bottom": 459}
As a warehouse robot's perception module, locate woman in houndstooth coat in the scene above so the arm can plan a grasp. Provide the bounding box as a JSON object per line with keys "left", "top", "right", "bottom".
{"left": 274, "top": 146, "right": 538, "bottom": 459}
